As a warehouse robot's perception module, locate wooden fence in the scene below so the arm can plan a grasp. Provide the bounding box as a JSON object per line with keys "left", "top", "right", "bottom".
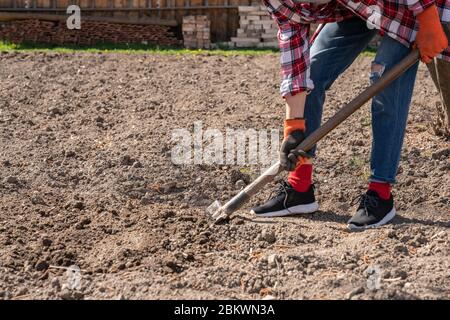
{"left": 0, "top": 0, "right": 259, "bottom": 41}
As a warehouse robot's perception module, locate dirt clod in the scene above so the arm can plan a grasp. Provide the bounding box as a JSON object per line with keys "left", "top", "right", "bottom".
{"left": 260, "top": 229, "right": 277, "bottom": 244}
{"left": 4, "top": 176, "right": 19, "bottom": 184}
{"left": 42, "top": 238, "right": 53, "bottom": 247}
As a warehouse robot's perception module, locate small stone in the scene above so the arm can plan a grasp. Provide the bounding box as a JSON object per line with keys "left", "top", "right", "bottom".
{"left": 344, "top": 263, "right": 357, "bottom": 270}
{"left": 260, "top": 229, "right": 276, "bottom": 244}
{"left": 267, "top": 254, "right": 278, "bottom": 268}
{"left": 393, "top": 269, "right": 408, "bottom": 280}
{"left": 64, "top": 150, "right": 76, "bottom": 158}
{"left": 59, "top": 289, "right": 73, "bottom": 300}
{"left": 5, "top": 176, "right": 19, "bottom": 184}
{"left": 120, "top": 155, "right": 135, "bottom": 166}
{"left": 49, "top": 107, "right": 62, "bottom": 116}
{"left": 51, "top": 278, "right": 61, "bottom": 290}
{"left": 386, "top": 230, "right": 397, "bottom": 239}
{"left": 235, "top": 179, "right": 246, "bottom": 189}
{"left": 161, "top": 210, "right": 176, "bottom": 219}
{"left": 140, "top": 194, "right": 153, "bottom": 205}
{"left": 42, "top": 238, "right": 52, "bottom": 247}
{"left": 345, "top": 286, "right": 364, "bottom": 299}
{"left": 394, "top": 244, "right": 408, "bottom": 255}
{"left": 16, "top": 287, "right": 28, "bottom": 296}
{"left": 35, "top": 260, "right": 49, "bottom": 271}
{"left": 75, "top": 218, "right": 91, "bottom": 229}
{"left": 31, "top": 195, "right": 46, "bottom": 205}
{"left": 404, "top": 282, "right": 413, "bottom": 289}
{"left": 73, "top": 201, "right": 85, "bottom": 210}
{"left": 431, "top": 148, "right": 450, "bottom": 160}
{"left": 163, "top": 182, "right": 177, "bottom": 193}
{"left": 72, "top": 291, "right": 84, "bottom": 300}
{"left": 165, "top": 260, "right": 182, "bottom": 273}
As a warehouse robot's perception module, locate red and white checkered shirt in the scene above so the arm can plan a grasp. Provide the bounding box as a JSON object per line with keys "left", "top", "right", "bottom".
{"left": 263, "top": 0, "right": 450, "bottom": 97}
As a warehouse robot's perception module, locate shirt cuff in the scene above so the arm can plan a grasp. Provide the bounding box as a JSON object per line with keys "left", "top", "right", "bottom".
{"left": 408, "top": 0, "right": 436, "bottom": 16}
{"left": 280, "top": 74, "right": 314, "bottom": 98}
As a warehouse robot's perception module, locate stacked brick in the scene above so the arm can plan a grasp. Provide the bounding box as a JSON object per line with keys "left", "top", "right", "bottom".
{"left": 229, "top": 5, "right": 278, "bottom": 48}
{"left": 0, "top": 19, "right": 180, "bottom": 46}
{"left": 182, "top": 15, "right": 211, "bottom": 49}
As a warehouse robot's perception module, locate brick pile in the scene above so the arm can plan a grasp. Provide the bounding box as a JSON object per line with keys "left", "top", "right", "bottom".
{"left": 229, "top": 5, "right": 278, "bottom": 48}
{"left": 182, "top": 15, "right": 211, "bottom": 49}
{"left": 0, "top": 19, "right": 180, "bottom": 46}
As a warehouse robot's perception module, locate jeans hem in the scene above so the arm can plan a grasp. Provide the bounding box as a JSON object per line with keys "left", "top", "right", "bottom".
{"left": 369, "top": 176, "right": 396, "bottom": 184}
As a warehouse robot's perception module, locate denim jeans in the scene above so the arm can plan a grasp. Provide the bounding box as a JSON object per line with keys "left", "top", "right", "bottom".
{"left": 304, "top": 17, "right": 419, "bottom": 184}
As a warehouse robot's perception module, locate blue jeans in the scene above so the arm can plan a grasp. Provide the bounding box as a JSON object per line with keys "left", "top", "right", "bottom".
{"left": 304, "top": 17, "right": 419, "bottom": 184}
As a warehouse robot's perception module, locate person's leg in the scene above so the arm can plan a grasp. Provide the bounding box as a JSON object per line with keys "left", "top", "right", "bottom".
{"left": 252, "top": 18, "right": 377, "bottom": 217}
{"left": 369, "top": 36, "right": 419, "bottom": 184}
{"left": 289, "top": 18, "right": 377, "bottom": 193}
{"left": 303, "top": 18, "right": 379, "bottom": 151}
{"left": 348, "top": 35, "right": 420, "bottom": 230}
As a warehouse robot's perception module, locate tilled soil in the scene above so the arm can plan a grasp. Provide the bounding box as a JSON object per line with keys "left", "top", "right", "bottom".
{"left": 0, "top": 51, "right": 448, "bottom": 300}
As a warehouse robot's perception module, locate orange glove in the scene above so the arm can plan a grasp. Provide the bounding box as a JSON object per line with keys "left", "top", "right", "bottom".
{"left": 415, "top": 5, "right": 448, "bottom": 64}
{"left": 284, "top": 118, "right": 306, "bottom": 137}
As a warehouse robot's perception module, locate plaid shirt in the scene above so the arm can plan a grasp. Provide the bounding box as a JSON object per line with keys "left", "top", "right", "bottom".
{"left": 263, "top": 0, "right": 450, "bottom": 97}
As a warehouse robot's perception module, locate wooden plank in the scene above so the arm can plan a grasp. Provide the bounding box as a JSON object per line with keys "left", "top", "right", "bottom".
{"left": 0, "top": 11, "right": 178, "bottom": 25}
{"left": 79, "top": 0, "right": 91, "bottom": 8}
{"left": 55, "top": 0, "right": 65, "bottom": 8}
{"left": 15, "top": 0, "right": 24, "bottom": 8}
{"left": 0, "top": 5, "right": 238, "bottom": 10}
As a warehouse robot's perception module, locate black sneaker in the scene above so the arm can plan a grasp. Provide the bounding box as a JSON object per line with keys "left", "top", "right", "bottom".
{"left": 347, "top": 190, "right": 396, "bottom": 231}
{"left": 250, "top": 181, "right": 319, "bottom": 217}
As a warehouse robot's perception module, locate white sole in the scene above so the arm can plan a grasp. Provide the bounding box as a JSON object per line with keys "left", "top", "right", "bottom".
{"left": 251, "top": 202, "right": 319, "bottom": 217}
{"left": 347, "top": 207, "right": 396, "bottom": 231}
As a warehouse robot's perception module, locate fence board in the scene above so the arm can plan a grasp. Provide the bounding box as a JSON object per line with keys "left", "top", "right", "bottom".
{"left": 0, "top": 0, "right": 246, "bottom": 41}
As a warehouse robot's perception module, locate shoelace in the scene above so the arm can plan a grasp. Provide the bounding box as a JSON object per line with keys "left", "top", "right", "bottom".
{"left": 351, "top": 193, "right": 379, "bottom": 216}
{"left": 268, "top": 181, "right": 292, "bottom": 210}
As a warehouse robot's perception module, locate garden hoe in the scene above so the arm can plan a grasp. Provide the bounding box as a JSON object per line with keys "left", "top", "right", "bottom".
{"left": 207, "top": 49, "right": 420, "bottom": 224}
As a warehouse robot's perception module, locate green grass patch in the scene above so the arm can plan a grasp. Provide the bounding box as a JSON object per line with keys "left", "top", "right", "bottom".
{"left": 0, "top": 40, "right": 378, "bottom": 57}
{"left": 360, "top": 47, "right": 377, "bottom": 57}
{"left": 349, "top": 156, "right": 365, "bottom": 169}
{"left": 0, "top": 41, "right": 278, "bottom": 56}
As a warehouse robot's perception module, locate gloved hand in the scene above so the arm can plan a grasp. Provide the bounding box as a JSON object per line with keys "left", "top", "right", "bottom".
{"left": 415, "top": 4, "right": 448, "bottom": 64}
{"left": 280, "top": 118, "right": 307, "bottom": 171}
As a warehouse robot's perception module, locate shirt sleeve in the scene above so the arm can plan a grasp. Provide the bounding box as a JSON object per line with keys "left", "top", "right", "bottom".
{"left": 395, "top": 0, "right": 436, "bottom": 16}
{"left": 262, "top": 0, "right": 315, "bottom": 97}
{"left": 278, "top": 22, "right": 315, "bottom": 97}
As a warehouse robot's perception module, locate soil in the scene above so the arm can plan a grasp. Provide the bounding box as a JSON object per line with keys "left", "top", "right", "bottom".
{"left": 0, "top": 51, "right": 448, "bottom": 300}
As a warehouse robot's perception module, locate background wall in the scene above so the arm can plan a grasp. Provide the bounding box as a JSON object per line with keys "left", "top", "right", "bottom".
{"left": 0, "top": 0, "right": 260, "bottom": 42}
